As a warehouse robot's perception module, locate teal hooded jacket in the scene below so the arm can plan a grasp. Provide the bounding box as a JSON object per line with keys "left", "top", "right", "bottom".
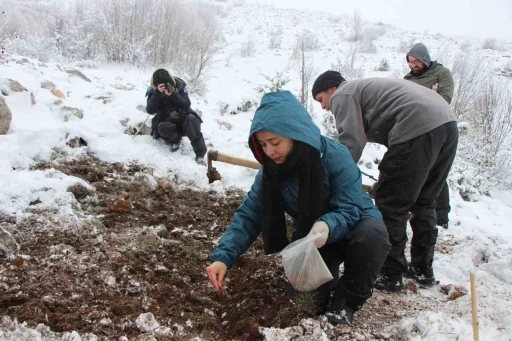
{"left": 210, "top": 91, "right": 383, "bottom": 269}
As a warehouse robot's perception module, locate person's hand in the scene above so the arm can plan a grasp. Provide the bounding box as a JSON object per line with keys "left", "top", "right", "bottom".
{"left": 432, "top": 83, "right": 439, "bottom": 92}
{"left": 206, "top": 261, "right": 227, "bottom": 292}
{"left": 157, "top": 83, "right": 172, "bottom": 96}
{"left": 309, "top": 221, "right": 329, "bottom": 248}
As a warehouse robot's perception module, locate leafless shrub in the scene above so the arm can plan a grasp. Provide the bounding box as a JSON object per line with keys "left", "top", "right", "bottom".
{"left": 348, "top": 24, "right": 381, "bottom": 54}
{"left": 240, "top": 35, "right": 257, "bottom": 57}
{"left": 330, "top": 44, "right": 364, "bottom": 80}
{"left": 454, "top": 67, "right": 512, "bottom": 191}
{"left": 268, "top": 26, "right": 283, "bottom": 49}
{"left": 460, "top": 40, "right": 473, "bottom": 52}
{"left": 349, "top": 9, "right": 364, "bottom": 42}
{"left": 364, "top": 25, "right": 386, "bottom": 41}
{"left": 451, "top": 52, "right": 491, "bottom": 119}
{"left": 375, "top": 58, "right": 390, "bottom": 71}
{"left": 482, "top": 38, "right": 500, "bottom": 51}
{"left": 471, "top": 77, "right": 512, "bottom": 156}
{"left": 295, "top": 32, "right": 317, "bottom": 108}
{"left": 0, "top": 0, "right": 224, "bottom": 87}
{"left": 292, "top": 30, "right": 320, "bottom": 58}
{"left": 398, "top": 37, "right": 415, "bottom": 53}
{"left": 357, "top": 37, "right": 377, "bottom": 54}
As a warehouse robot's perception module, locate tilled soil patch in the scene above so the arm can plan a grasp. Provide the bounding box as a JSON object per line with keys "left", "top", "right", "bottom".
{"left": 0, "top": 157, "right": 446, "bottom": 340}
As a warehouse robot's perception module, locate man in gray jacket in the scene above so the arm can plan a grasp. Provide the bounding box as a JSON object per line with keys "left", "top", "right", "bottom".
{"left": 404, "top": 43, "right": 455, "bottom": 230}
{"left": 312, "top": 71, "right": 458, "bottom": 291}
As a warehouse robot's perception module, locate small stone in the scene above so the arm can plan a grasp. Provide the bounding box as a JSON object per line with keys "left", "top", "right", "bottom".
{"left": 440, "top": 284, "right": 468, "bottom": 301}
{"left": 66, "top": 68, "right": 92, "bottom": 82}
{"left": 404, "top": 279, "right": 418, "bottom": 293}
{"left": 41, "top": 80, "right": 56, "bottom": 90}
{"left": 154, "top": 225, "right": 168, "bottom": 239}
{"left": 51, "top": 89, "right": 65, "bottom": 99}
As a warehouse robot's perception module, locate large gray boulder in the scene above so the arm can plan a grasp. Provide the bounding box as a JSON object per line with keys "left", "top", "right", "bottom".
{"left": 0, "top": 95, "right": 12, "bottom": 134}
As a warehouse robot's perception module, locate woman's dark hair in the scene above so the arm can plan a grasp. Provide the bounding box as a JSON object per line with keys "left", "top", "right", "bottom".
{"left": 152, "top": 69, "right": 175, "bottom": 86}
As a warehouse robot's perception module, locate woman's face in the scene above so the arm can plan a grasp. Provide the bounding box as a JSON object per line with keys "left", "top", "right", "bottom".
{"left": 255, "top": 131, "right": 294, "bottom": 164}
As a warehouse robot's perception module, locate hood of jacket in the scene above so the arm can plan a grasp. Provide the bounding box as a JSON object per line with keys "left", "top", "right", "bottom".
{"left": 249, "top": 91, "right": 321, "bottom": 163}
{"left": 406, "top": 43, "right": 432, "bottom": 68}
{"left": 149, "top": 68, "right": 186, "bottom": 92}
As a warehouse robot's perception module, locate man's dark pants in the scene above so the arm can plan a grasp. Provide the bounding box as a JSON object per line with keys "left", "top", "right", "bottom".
{"left": 374, "top": 121, "right": 458, "bottom": 277}
{"left": 436, "top": 182, "right": 450, "bottom": 226}
{"left": 289, "top": 218, "right": 391, "bottom": 313}
{"left": 157, "top": 114, "right": 206, "bottom": 158}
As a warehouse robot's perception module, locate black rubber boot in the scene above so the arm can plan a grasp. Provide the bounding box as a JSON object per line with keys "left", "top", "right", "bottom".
{"left": 374, "top": 274, "right": 404, "bottom": 292}
{"left": 325, "top": 298, "right": 355, "bottom": 325}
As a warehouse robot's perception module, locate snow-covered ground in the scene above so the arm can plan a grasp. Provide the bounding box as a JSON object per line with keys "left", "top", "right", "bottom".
{"left": 1, "top": 1, "right": 512, "bottom": 340}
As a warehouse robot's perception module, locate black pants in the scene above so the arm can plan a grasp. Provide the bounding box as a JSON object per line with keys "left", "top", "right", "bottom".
{"left": 290, "top": 219, "right": 390, "bottom": 313}
{"left": 436, "top": 182, "right": 450, "bottom": 225}
{"left": 157, "top": 115, "right": 207, "bottom": 158}
{"left": 375, "top": 122, "right": 458, "bottom": 276}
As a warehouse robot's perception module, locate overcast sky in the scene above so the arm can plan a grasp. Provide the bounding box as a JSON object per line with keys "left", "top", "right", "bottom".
{"left": 248, "top": 0, "right": 512, "bottom": 41}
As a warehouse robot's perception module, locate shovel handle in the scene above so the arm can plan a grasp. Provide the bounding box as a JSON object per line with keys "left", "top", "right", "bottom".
{"left": 207, "top": 150, "right": 373, "bottom": 194}
{"left": 208, "top": 150, "right": 260, "bottom": 170}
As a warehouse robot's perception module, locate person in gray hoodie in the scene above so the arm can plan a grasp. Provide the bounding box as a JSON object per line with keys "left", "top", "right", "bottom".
{"left": 404, "top": 43, "right": 455, "bottom": 230}
{"left": 311, "top": 71, "right": 458, "bottom": 291}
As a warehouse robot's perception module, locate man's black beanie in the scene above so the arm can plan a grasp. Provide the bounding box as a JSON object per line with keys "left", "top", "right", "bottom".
{"left": 312, "top": 71, "right": 346, "bottom": 98}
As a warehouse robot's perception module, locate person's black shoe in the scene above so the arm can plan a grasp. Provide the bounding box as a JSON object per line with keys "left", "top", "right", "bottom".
{"left": 405, "top": 266, "right": 436, "bottom": 287}
{"left": 325, "top": 298, "right": 354, "bottom": 325}
{"left": 374, "top": 274, "right": 403, "bottom": 292}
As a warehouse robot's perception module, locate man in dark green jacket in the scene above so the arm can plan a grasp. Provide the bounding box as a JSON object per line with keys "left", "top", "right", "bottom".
{"left": 404, "top": 43, "right": 454, "bottom": 104}
{"left": 404, "top": 43, "right": 455, "bottom": 229}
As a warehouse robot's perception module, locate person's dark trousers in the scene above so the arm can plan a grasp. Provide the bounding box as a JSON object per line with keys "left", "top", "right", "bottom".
{"left": 375, "top": 121, "right": 459, "bottom": 277}
{"left": 157, "top": 116, "right": 207, "bottom": 158}
{"left": 288, "top": 218, "right": 390, "bottom": 313}
{"left": 157, "top": 121, "right": 181, "bottom": 143}
{"left": 181, "top": 115, "right": 207, "bottom": 158}
{"left": 435, "top": 182, "right": 450, "bottom": 226}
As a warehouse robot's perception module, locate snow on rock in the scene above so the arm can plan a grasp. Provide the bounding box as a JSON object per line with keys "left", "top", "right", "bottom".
{"left": 261, "top": 318, "right": 330, "bottom": 341}
{"left": 135, "top": 312, "right": 161, "bottom": 332}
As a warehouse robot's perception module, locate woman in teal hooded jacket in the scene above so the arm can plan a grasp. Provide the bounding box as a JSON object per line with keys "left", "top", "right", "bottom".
{"left": 206, "top": 91, "right": 390, "bottom": 325}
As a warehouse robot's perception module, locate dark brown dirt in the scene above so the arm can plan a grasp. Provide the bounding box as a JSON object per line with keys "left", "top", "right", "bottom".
{"left": 0, "top": 157, "right": 316, "bottom": 340}
{"left": 0, "top": 157, "right": 443, "bottom": 340}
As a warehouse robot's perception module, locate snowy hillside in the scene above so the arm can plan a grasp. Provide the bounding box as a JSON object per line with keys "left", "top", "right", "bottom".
{"left": 1, "top": 1, "right": 512, "bottom": 340}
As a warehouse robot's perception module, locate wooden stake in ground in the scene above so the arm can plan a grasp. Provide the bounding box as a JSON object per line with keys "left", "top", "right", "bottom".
{"left": 470, "top": 273, "right": 479, "bottom": 341}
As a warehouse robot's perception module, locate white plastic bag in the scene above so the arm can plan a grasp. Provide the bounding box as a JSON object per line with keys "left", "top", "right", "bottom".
{"left": 280, "top": 233, "right": 333, "bottom": 292}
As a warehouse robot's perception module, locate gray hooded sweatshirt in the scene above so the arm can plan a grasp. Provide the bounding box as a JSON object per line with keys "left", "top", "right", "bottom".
{"left": 330, "top": 77, "right": 456, "bottom": 162}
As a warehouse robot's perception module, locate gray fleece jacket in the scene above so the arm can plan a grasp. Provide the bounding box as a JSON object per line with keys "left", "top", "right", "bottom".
{"left": 330, "top": 77, "right": 456, "bottom": 162}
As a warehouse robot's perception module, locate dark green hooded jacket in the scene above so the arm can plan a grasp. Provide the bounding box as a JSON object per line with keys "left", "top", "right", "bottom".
{"left": 210, "top": 91, "right": 382, "bottom": 269}
{"left": 404, "top": 43, "right": 454, "bottom": 104}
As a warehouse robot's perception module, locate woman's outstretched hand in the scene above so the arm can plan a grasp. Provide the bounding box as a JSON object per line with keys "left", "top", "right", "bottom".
{"left": 206, "top": 261, "right": 227, "bottom": 292}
